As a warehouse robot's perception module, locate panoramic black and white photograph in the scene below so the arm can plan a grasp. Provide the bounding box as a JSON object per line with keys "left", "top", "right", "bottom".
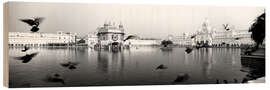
{"left": 5, "top": 2, "right": 265, "bottom": 88}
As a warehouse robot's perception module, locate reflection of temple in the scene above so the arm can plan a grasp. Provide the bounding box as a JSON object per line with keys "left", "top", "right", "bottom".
{"left": 97, "top": 51, "right": 125, "bottom": 75}
{"left": 96, "top": 21, "right": 125, "bottom": 50}
{"left": 193, "top": 18, "right": 213, "bottom": 46}
{"left": 198, "top": 48, "right": 214, "bottom": 79}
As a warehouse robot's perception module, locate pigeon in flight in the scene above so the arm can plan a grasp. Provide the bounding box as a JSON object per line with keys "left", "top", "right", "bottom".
{"left": 14, "top": 52, "right": 39, "bottom": 63}
{"left": 20, "top": 17, "right": 44, "bottom": 32}
{"left": 185, "top": 47, "right": 193, "bottom": 54}
{"left": 21, "top": 46, "right": 30, "bottom": 52}
{"left": 123, "top": 35, "right": 138, "bottom": 42}
{"left": 223, "top": 24, "right": 230, "bottom": 31}
{"left": 60, "top": 61, "right": 79, "bottom": 70}
{"left": 156, "top": 64, "right": 168, "bottom": 70}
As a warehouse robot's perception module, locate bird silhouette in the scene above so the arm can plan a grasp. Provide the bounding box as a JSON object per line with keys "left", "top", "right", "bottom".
{"left": 60, "top": 62, "right": 70, "bottom": 67}
{"left": 123, "top": 35, "right": 138, "bottom": 42}
{"left": 60, "top": 61, "right": 79, "bottom": 70}
{"left": 21, "top": 46, "right": 30, "bottom": 52}
{"left": 185, "top": 47, "right": 193, "bottom": 54}
{"left": 223, "top": 24, "right": 230, "bottom": 31}
{"left": 14, "top": 52, "right": 39, "bottom": 63}
{"left": 156, "top": 64, "right": 168, "bottom": 70}
{"left": 20, "top": 17, "right": 44, "bottom": 32}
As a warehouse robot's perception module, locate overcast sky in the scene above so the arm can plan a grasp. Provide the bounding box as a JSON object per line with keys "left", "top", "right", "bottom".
{"left": 7, "top": 2, "right": 264, "bottom": 38}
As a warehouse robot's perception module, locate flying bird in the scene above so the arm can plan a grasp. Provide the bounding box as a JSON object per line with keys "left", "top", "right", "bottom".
{"left": 223, "top": 24, "right": 230, "bottom": 31}
{"left": 123, "top": 35, "right": 138, "bottom": 42}
{"left": 185, "top": 47, "right": 193, "bottom": 54}
{"left": 21, "top": 46, "right": 30, "bottom": 52}
{"left": 14, "top": 52, "right": 39, "bottom": 63}
{"left": 60, "top": 61, "right": 79, "bottom": 70}
{"left": 156, "top": 64, "right": 168, "bottom": 70}
{"left": 20, "top": 17, "right": 44, "bottom": 32}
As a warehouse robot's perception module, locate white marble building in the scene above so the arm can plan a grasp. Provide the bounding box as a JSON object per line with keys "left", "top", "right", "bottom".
{"left": 170, "top": 19, "right": 253, "bottom": 46}
{"left": 8, "top": 31, "right": 77, "bottom": 47}
{"left": 96, "top": 21, "right": 125, "bottom": 49}
{"left": 87, "top": 32, "right": 98, "bottom": 48}
{"left": 170, "top": 33, "right": 192, "bottom": 46}
{"left": 211, "top": 28, "right": 253, "bottom": 46}
{"left": 194, "top": 19, "right": 214, "bottom": 46}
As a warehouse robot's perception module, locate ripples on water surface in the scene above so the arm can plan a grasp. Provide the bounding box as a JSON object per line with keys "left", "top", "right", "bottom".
{"left": 8, "top": 47, "right": 260, "bottom": 87}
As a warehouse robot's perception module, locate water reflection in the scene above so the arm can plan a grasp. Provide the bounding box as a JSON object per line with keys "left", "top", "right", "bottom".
{"left": 97, "top": 50, "right": 125, "bottom": 75}
{"left": 8, "top": 47, "right": 264, "bottom": 87}
{"left": 97, "top": 51, "right": 109, "bottom": 73}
